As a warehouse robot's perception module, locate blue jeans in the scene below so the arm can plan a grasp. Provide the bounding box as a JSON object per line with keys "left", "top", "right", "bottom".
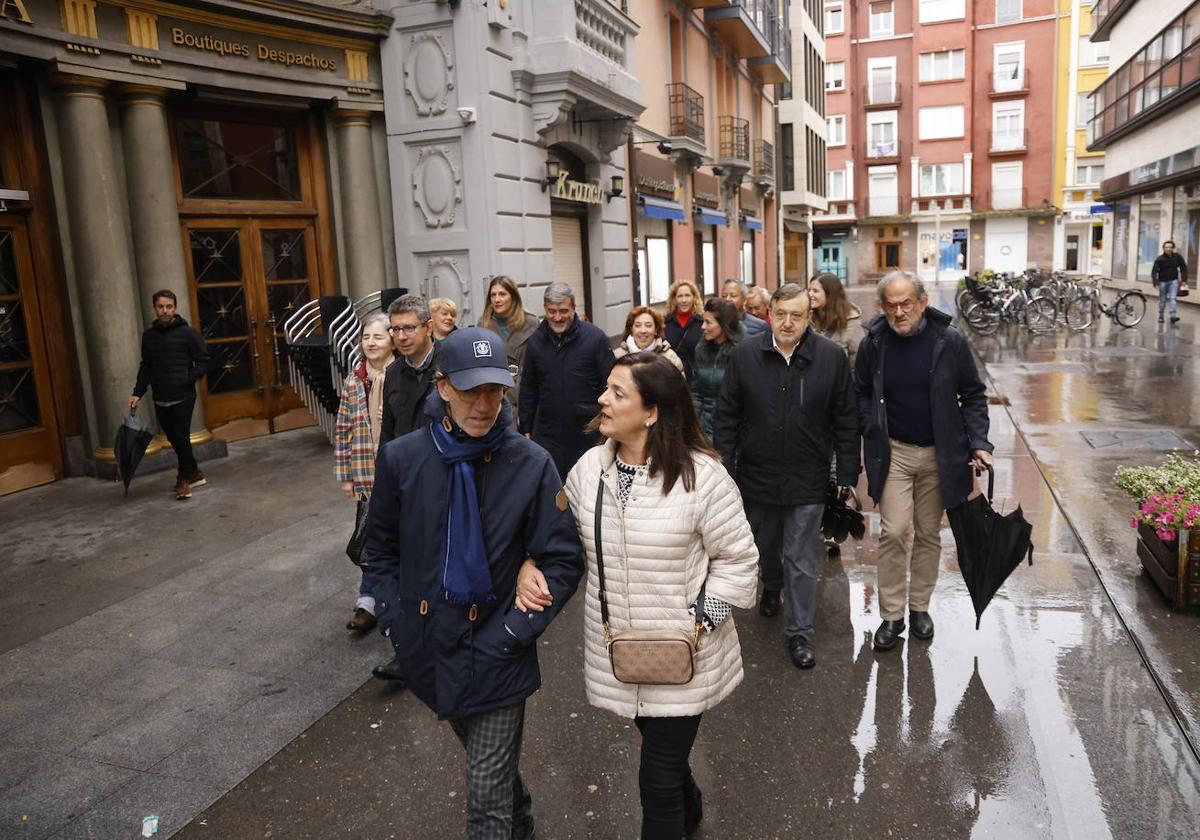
{"left": 1158, "top": 279, "right": 1179, "bottom": 319}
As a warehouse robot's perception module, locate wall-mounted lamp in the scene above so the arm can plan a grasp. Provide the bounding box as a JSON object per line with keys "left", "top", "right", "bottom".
{"left": 607, "top": 174, "right": 624, "bottom": 202}
{"left": 542, "top": 159, "right": 562, "bottom": 193}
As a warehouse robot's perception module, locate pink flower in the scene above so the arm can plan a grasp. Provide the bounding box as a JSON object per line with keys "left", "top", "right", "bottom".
{"left": 1131, "top": 517, "right": 1140, "bottom": 529}
{"left": 1157, "top": 528, "right": 1175, "bottom": 541}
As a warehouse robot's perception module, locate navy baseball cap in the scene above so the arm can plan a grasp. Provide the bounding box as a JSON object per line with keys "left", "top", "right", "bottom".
{"left": 437, "top": 327, "right": 516, "bottom": 390}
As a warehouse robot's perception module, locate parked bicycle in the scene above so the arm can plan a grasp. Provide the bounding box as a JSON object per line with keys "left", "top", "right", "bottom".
{"left": 1065, "top": 279, "right": 1147, "bottom": 329}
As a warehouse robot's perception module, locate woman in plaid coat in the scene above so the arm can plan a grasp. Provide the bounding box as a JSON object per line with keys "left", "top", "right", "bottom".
{"left": 334, "top": 312, "right": 395, "bottom": 634}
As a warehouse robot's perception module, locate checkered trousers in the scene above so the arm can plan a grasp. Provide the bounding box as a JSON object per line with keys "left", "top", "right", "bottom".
{"left": 447, "top": 701, "right": 535, "bottom": 840}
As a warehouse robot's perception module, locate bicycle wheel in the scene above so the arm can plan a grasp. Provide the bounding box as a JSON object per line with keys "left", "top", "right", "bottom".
{"left": 1025, "top": 297, "right": 1058, "bottom": 332}
{"left": 1065, "top": 296, "right": 1095, "bottom": 330}
{"left": 964, "top": 299, "right": 1000, "bottom": 335}
{"left": 1114, "top": 291, "right": 1147, "bottom": 327}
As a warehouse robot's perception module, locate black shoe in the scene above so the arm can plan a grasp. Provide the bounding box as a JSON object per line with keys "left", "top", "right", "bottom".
{"left": 684, "top": 775, "right": 703, "bottom": 836}
{"left": 758, "top": 589, "right": 781, "bottom": 617}
{"left": 909, "top": 610, "right": 935, "bottom": 640}
{"left": 1171, "top": 315, "right": 1181, "bottom": 324}
{"left": 873, "top": 620, "right": 905, "bottom": 651}
{"left": 788, "top": 635, "right": 816, "bottom": 669}
{"left": 372, "top": 655, "right": 406, "bottom": 684}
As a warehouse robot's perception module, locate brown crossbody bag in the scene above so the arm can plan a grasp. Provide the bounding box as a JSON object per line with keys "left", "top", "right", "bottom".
{"left": 595, "top": 478, "right": 705, "bottom": 686}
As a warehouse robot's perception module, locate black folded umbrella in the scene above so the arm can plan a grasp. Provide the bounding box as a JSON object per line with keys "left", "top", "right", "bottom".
{"left": 822, "top": 483, "right": 866, "bottom": 545}
{"left": 946, "top": 465, "right": 1034, "bottom": 629}
{"left": 114, "top": 409, "right": 154, "bottom": 496}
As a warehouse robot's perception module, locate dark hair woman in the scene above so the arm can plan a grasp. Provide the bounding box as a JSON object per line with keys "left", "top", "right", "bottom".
{"left": 518, "top": 352, "right": 757, "bottom": 840}
{"left": 690, "top": 297, "right": 739, "bottom": 438}
{"left": 615, "top": 306, "right": 685, "bottom": 374}
{"left": 663, "top": 279, "right": 704, "bottom": 380}
{"left": 477, "top": 275, "right": 539, "bottom": 410}
{"left": 808, "top": 272, "right": 862, "bottom": 365}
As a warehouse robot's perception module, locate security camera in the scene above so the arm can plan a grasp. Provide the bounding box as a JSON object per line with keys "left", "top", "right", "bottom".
{"left": 657, "top": 141, "right": 673, "bottom": 155}
{"left": 457, "top": 106, "right": 477, "bottom": 124}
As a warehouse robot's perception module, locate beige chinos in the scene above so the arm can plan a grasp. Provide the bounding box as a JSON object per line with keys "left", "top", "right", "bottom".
{"left": 877, "top": 440, "right": 943, "bottom": 621}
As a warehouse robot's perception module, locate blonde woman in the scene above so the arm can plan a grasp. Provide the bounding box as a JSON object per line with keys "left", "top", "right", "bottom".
{"left": 428, "top": 297, "right": 459, "bottom": 343}
{"left": 614, "top": 306, "right": 685, "bottom": 374}
{"left": 333, "top": 312, "right": 395, "bottom": 635}
{"left": 663, "top": 280, "right": 704, "bottom": 380}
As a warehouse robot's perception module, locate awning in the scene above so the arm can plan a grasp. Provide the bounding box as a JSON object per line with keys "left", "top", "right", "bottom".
{"left": 783, "top": 219, "right": 811, "bottom": 233}
{"left": 696, "top": 207, "right": 727, "bottom": 226}
{"left": 639, "top": 195, "right": 686, "bottom": 221}
{"left": 742, "top": 216, "right": 763, "bottom": 232}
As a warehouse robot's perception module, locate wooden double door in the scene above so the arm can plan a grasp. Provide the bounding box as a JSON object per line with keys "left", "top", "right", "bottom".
{"left": 182, "top": 217, "right": 320, "bottom": 431}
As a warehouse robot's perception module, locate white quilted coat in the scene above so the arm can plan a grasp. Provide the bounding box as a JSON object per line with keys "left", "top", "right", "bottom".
{"left": 565, "top": 442, "right": 759, "bottom": 719}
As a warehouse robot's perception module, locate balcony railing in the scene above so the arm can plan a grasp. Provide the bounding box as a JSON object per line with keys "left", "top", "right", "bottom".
{"left": 703, "top": 0, "right": 771, "bottom": 60}
{"left": 753, "top": 139, "right": 774, "bottom": 180}
{"left": 1091, "top": 0, "right": 1137, "bottom": 42}
{"left": 719, "top": 115, "right": 751, "bottom": 164}
{"left": 866, "top": 140, "right": 900, "bottom": 161}
{"left": 574, "top": 0, "right": 631, "bottom": 65}
{"left": 667, "top": 83, "right": 705, "bottom": 145}
{"left": 1088, "top": 3, "right": 1200, "bottom": 149}
{"left": 990, "top": 68, "right": 1030, "bottom": 96}
{"left": 864, "top": 82, "right": 900, "bottom": 107}
{"left": 989, "top": 128, "right": 1029, "bottom": 153}
{"left": 747, "top": 3, "right": 791, "bottom": 84}
{"left": 989, "top": 187, "right": 1027, "bottom": 210}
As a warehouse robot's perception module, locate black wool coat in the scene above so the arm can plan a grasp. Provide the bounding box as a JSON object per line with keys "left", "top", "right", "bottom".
{"left": 380, "top": 344, "right": 441, "bottom": 447}
{"left": 664, "top": 311, "right": 704, "bottom": 380}
{"left": 133, "top": 316, "right": 208, "bottom": 402}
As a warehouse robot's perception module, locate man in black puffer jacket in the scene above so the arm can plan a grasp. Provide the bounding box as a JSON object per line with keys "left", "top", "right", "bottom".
{"left": 129, "top": 290, "right": 209, "bottom": 500}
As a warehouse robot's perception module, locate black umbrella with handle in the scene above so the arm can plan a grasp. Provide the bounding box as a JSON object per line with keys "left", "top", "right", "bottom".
{"left": 114, "top": 408, "right": 155, "bottom": 496}
{"left": 946, "top": 464, "right": 1034, "bottom": 629}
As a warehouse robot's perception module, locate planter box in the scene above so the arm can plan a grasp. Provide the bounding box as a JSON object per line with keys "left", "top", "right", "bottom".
{"left": 1136, "top": 522, "right": 1200, "bottom": 611}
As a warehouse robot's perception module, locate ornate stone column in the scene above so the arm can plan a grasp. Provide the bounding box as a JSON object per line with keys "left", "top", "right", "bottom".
{"left": 332, "top": 109, "right": 386, "bottom": 301}
{"left": 119, "top": 84, "right": 211, "bottom": 441}
{"left": 54, "top": 75, "right": 143, "bottom": 460}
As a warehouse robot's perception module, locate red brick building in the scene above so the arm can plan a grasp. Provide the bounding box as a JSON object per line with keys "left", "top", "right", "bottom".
{"left": 814, "top": 0, "right": 1058, "bottom": 284}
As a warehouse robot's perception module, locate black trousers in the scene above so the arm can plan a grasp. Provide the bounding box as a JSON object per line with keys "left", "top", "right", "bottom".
{"left": 635, "top": 715, "right": 702, "bottom": 840}
{"left": 156, "top": 398, "right": 197, "bottom": 477}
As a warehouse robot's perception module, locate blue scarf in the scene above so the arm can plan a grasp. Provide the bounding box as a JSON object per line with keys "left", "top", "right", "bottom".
{"left": 429, "top": 406, "right": 508, "bottom": 605}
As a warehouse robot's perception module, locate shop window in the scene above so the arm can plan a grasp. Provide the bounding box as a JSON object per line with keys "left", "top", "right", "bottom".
{"left": 1136, "top": 192, "right": 1165, "bottom": 283}
{"left": 638, "top": 236, "right": 672, "bottom": 306}
{"left": 1112, "top": 206, "right": 1131, "bottom": 280}
{"left": 741, "top": 240, "right": 755, "bottom": 285}
{"left": 177, "top": 117, "right": 301, "bottom": 201}
{"left": 1172, "top": 185, "right": 1200, "bottom": 280}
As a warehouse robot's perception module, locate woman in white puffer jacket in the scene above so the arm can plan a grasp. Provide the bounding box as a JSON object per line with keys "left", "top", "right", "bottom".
{"left": 518, "top": 352, "right": 758, "bottom": 840}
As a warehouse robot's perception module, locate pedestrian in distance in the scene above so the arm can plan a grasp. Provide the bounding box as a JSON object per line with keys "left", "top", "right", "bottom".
{"left": 428, "top": 297, "right": 460, "bottom": 343}
{"left": 663, "top": 280, "right": 704, "bottom": 380}
{"left": 854, "top": 271, "right": 993, "bottom": 652}
{"left": 714, "top": 283, "right": 860, "bottom": 669}
{"left": 721, "top": 279, "right": 770, "bottom": 337}
{"left": 744, "top": 285, "right": 772, "bottom": 324}
{"left": 333, "top": 313, "right": 395, "bottom": 636}
{"left": 518, "top": 352, "right": 758, "bottom": 840}
{"left": 690, "top": 297, "right": 739, "bottom": 439}
{"left": 363, "top": 326, "right": 583, "bottom": 840}
{"left": 808, "top": 272, "right": 862, "bottom": 366}
{"left": 128, "top": 289, "right": 210, "bottom": 501}
{"left": 1152, "top": 239, "right": 1188, "bottom": 324}
{"left": 614, "top": 305, "right": 685, "bottom": 374}
{"left": 518, "top": 282, "right": 614, "bottom": 479}
{"left": 478, "top": 275, "right": 540, "bottom": 410}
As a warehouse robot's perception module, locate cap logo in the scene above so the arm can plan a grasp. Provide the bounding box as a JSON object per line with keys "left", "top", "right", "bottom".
{"left": 473, "top": 340, "right": 493, "bottom": 359}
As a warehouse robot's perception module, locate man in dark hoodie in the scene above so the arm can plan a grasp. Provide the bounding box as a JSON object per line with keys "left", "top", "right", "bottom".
{"left": 129, "top": 289, "right": 209, "bottom": 500}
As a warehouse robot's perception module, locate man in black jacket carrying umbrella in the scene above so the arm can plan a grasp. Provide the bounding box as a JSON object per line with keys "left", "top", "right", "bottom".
{"left": 128, "top": 289, "right": 209, "bottom": 500}
{"left": 854, "top": 271, "right": 992, "bottom": 652}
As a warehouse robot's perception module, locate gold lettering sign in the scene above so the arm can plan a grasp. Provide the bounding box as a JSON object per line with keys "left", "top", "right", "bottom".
{"left": 0, "top": 0, "right": 33, "bottom": 24}
{"left": 171, "top": 27, "right": 250, "bottom": 57}
{"left": 552, "top": 171, "right": 604, "bottom": 205}
{"left": 168, "top": 26, "right": 339, "bottom": 72}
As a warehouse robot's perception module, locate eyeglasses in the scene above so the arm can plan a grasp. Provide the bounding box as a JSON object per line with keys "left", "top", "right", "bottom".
{"left": 388, "top": 324, "right": 422, "bottom": 336}
{"left": 882, "top": 299, "right": 917, "bottom": 314}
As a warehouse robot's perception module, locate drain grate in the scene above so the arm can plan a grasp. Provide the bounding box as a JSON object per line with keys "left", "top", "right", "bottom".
{"left": 1080, "top": 429, "right": 1192, "bottom": 450}
{"left": 1020, "top": 362, "right": 1090, "bottom": 373}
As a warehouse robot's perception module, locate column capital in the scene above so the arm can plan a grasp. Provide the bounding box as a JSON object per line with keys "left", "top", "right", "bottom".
{"left": 118, "top": 84, "right": 170, "bottom": 107}
{"left": 331, "top": 108, "right": 374, "bottom": 127}
{"left": 50, "top": 73, "right": 109, "bottom": 99}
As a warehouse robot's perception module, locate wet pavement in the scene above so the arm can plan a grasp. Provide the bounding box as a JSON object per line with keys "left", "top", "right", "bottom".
{"left": 5, "top": 286, "right": 1200, "bottom": 839}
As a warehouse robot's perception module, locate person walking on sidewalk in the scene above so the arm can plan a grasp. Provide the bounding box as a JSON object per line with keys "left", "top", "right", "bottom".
{"left": 744, "top": 285, "right": 772, "bottom": 324}
{"left": 714, "top": 283, "right": 860, "bottom": 669}
{"left": 1152, "top": 240, "right": 1188, "bottom": 324}
{"left": 364, "top": 327, "right": 583, "bottom": 840}
{"left": 664, "top": 280, "right": 704, "bottom": 381}
{"left": 128, "top": 289, "right": 209, "bottom": 501}
{"left": 690, "top": 297, "right": 739, "bottom": 438}
{"left": 428, "top": 297, "right": 459, "bottom": 343}
{"left": 809, "top": 272, "right": 862, "bottom": 366}
{"left": 722, "top": 279, "right": 770, "bottom": 337}
{"left": 333, "top": 313, "right": 394, "bottom": 636}
{"left": 614, "top": 306, "right": 685, "bottom": 374}
{"left": 518, "top": 282, "right": 614, "bottom": 479}
{"left": 519, "top": 352, "right": 757, "bottom": 840}
{"left": 478, "top": 275, "right": 539, "bottom": 411}
{"left": 854, "top": 271, "right": 993, "bottom": 652}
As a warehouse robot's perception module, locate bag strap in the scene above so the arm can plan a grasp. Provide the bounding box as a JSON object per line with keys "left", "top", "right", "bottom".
{"left": 595, "top": 471, "right": 707, "bottom": 648}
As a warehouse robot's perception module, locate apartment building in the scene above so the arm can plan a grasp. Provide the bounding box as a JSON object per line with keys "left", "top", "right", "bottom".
{"left": 813, "top": 0, "right": 1057, "bottom": 284}
{"left": 1087, "top": 0, "right": 1200, "bottom": 287}
{"left": 779, "top": 0, "right": 830, "bottom": 282}
{"left": 1052, "top": 0, "right": 1111, "bottom": 275}
{"left": 626, "top": 0, "right": 788, "bottom": 303}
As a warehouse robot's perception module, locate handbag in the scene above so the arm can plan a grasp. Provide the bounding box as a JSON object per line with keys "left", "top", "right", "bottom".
{"left": 594, "top": 478, "right": 705, "bottom": 686}
{"left": 1179, "top": 280, "right": 1190, "bottom": 298}
{"left": 346, "top": 496, "right": 370, "bottom": 569}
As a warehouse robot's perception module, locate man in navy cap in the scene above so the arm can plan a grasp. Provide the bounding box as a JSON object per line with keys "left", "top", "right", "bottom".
{"left": 365, "top": 326, "right": 584, "bottom": 840}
